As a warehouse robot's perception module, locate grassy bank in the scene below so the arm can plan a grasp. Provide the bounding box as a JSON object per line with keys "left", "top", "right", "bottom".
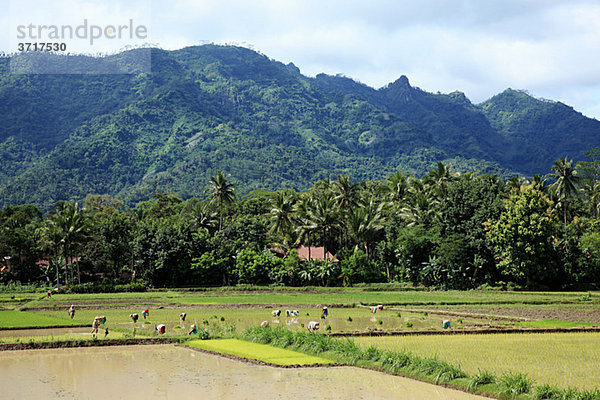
{"left": 188, "top": 338, "right": 335, "bottom": 366}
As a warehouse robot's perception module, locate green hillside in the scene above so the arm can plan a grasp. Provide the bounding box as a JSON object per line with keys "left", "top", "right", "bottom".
{"left": 0, "top": 45, "right": 598, "bottom": 209}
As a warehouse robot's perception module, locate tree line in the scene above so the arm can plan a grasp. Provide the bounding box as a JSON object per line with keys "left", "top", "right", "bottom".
{"left": 1, "top": 149, "right": 599, "bottom": 290}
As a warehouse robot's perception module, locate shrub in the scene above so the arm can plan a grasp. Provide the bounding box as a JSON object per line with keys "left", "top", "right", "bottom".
{"left": 467, "top": 369, "right": 495, "bottom": 390}
{"left": 499, "top": 372, "right": 532, "bottom": 398}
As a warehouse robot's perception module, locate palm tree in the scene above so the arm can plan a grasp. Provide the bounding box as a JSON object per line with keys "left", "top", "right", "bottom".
{"left": 192, "top": 202, "right": 217, "bottom": 233}
{"left": 379, "top": 171, "right": 408, "bottom": 205}
{"left": 306, "top": 193, "right": 339, "bottom": 260}
{"left": 347, "top": 197, "right": 385, "bottom": 258}
{"left": 45, "top": 201, "right": 89, "bottom": 284}
{"left": 293, "top": 194, "right": 315, "bottom": 260}
{"left": 549, "top": 157, "right": 580, "bottom": 226}
{"left": 332, "top": 174, "right": 360, "bottom": 212}
{"left": 205, "top": 171, "right": 236, "bottom": 230}
{"left": 400, "top": 178, "right": 440, "bottom": 227}
{"left": 424, "top": 162, "right": 453, "bottom": 200}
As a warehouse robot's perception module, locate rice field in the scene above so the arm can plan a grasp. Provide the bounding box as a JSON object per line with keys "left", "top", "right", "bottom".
{"left": 354, "top": 332, "right": 600, "bottom": 390}
{"left": 0, "top": 310, "right": 85, "bottom": 329}
{"left": 188, "top": 338, "right": 335, "bottom": 365}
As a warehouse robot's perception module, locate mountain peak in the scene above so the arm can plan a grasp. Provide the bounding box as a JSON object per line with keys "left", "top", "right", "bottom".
{"left": 387, "top": 75, "right": 411, "bottom": 90}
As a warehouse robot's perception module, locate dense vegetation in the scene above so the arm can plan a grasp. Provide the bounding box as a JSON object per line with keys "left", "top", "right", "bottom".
{"left": 1, "top": 150, "right": 598, "bottom": 290}
{"left": 1, "top": 45, "right": 599, "bottom": 210}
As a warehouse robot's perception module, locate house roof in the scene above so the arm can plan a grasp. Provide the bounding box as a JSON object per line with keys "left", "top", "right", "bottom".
{"left": 296, "top": 245, "right": 338, "bottom": 262}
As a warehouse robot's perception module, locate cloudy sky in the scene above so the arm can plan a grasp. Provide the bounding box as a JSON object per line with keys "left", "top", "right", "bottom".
{"left": 4, "top": 0, "right": 600, "bottom": 119}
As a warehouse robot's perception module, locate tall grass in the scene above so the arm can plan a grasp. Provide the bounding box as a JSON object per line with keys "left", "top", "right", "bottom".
{"left": 243, "top": 326, "right": 465, "bottom": 383}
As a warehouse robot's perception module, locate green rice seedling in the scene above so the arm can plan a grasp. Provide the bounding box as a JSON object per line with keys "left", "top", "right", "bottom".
{"left": 533, "top": 384, "right": 565, "bottom": 399}
{"left": 361, "top": 345, "right": 382, "bottom": 361}
{"left": 406, "top": 321, "right": 413, "bottom": 328}
{"left": 467, "top": 369, "right": 495, "bottom": 390}
{"left": 457, "top": 318, "right": 464, "bottom": 324}
{"left": 396, "top": 312, "right": 401, "bottom": 318}
{"left": 347, "top": 316, "right": 353, "bottom": 322}
{"left": 378, "top": 319, "right": 383, "bottom": 325}
{"left": 434, "top": 362, "right": 465, "bottom": 384}
{"left": 202, "top": 319, "right": 209, "bottom": 325}
{"left": 220, "top": 316, "right": 225, "bottom": 321}
{"left": 320, "top": 314, "right": 325, "bottom": 319}
{"left": 499, "top": 372, "right": 532, "bottom": 398}
{"left": 326, "top": 324, "right": 331, "bottom": 331}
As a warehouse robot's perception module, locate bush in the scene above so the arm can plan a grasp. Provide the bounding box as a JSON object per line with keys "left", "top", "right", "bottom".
{"left": 59, "top": 282, "right": 146, "bottom": 293}
{"left": 467, "top": 369, "right": 495, "bottom": 390}
{"left": 498, "top": 372, "right": 532, "bottom": 398}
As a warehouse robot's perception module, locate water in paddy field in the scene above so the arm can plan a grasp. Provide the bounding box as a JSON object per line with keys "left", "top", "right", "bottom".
{"left": 0, "top": 345, "right": 488, "bottom": 400}
{"left": 0, "top": 327, "right": 90, "bottom": 337}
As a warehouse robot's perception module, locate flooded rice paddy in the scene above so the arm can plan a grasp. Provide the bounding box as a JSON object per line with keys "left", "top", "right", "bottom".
{"left": 0, "top": 344, "right": 490, "bottom": 399}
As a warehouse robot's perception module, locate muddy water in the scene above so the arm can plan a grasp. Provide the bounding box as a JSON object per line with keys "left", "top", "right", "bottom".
{"left": 0, "top": 327, "right": 89, "bottom": 337}
{"left": 0, "top": 345, "right": 489, "bottom": 400}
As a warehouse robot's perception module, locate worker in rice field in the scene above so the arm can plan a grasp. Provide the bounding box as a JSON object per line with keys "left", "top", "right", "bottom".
{"left": 261, "top": 321, "right": 269, "bottom": 327}
{"left": 322, "top": 306, "right": 328, "bottom": 317}
{"left": 142, "top": 309, "right": 149, "bottom": 319}
{"left": 104, "top": 326, "right": 109, "bottom": 338}
{"left": 377, "top": 304, "right": 384, "bottom": 311}
{"left": 272, "top": 309, "right": 281, "bottom": 317}
{"left": 91, "top": 316, "right": 105, "bottom": 337}
{"left": 179, "top": 312, "right": 186, "bottom": 322}
{"left": 130, "top": 313, "right": 139, "bottom": 323}
{"left": 188, "top": 324, "right": 198, "bottom": 335}
{"left": 68, "top": 305, "right": 75, "bottom": 319}
{"left": 156, "top": 324, "right": 166, "bottom": 335}
{"left": 307, "top": 321, "right": 319, "bottom": 332}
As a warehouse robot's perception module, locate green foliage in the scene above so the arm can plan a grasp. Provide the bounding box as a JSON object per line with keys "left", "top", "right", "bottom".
{"left": 498, "top": 372, "right": 533, "bottom": 398}
{"left": 487, "top": 187, "right": 560, "bottom": 286}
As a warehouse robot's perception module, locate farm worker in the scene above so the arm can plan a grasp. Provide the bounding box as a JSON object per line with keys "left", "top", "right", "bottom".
{"left": 307, "top": 321, "right": 319, "bottom": 332}
{"left": 260, "top": 321, "right": 269, "bottom": 327}
{"left": 104, "top": 326, "right": 109, "bottom": 338}
{"left": 322, "top": 306, "right": 328, "bottom": 317}
{"left": 370, "top": 306, "right": 377, "bottom": 313}
{"left": 179, "top": 312, "right": 186, "bottom": 322}
{"left": 68, "top": 305, "right": 75, "bottom": 319}
{"left": 286, "top": 310, "right": 291, "bottom": 317}
{"left": 188, "top": 324, "right": 198, "bottom": 335}
{"left": 377, "top": 304, "right": 384, "bottom": 311}
{"left": 130, "top": 313, "right": 139, "bottom": 323}
{"left": 47, "top": 290, "right": 52, "bottom": 298}
{"left": 142, "top": 309, "right": 149, "bottom": 319}
{"left": 272, "top": 309, "right": 281, "bottom": 317}
{"left": 91, "top": 316, "right": 105, "bottom": 337}
{"left": 156, "top": 324, "right": 166, "bottom": 335}
{"left": 292, "top": 310, "right": 299, "bottom": 316}
{"left": 443, "top": 320, "right": 451, "bottom": 329}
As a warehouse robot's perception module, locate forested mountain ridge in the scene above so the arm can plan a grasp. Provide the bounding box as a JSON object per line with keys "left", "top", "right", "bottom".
{"left": 0, "top": 45, "right": 598, "bottom": 209}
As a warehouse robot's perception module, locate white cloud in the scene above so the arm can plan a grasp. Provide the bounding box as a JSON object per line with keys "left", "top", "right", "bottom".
{"left": 2, "top": 0, "right": 599, "bottom": 119}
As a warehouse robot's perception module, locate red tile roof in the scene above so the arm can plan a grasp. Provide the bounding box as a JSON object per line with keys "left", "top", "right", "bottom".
{"left": 296, "top": 245, "right": 337, "bottom": 262}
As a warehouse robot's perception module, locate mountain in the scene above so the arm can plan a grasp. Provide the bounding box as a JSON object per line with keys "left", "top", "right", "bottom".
{"left": 0, "top": 45, "right": 598, "bottom": 209}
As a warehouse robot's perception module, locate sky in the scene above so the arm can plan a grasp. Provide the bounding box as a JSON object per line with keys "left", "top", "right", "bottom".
{"left": 3, "top": 0, "right": 600, "bottom": 119}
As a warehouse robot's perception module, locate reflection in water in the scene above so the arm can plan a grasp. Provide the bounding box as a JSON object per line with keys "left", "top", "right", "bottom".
{"left": 0, "top": 345, "right": 489, "bottom": 400}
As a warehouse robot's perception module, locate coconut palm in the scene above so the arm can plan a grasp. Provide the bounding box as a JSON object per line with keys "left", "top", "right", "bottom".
{"left": 205, "top": 171, "right": 236, "bottom": 230}
{"left": 267, "top": 192, "right": 297, "bottom": 253}
{"left": 424, "top": 162, "right": 453, "bottom": 200}
{"left": 44, "top": 201, "right": 89, "bottom": 284}
{"left": 379, "top": 171, "right": 409, "bottom": 205}
{"left": 332, "top": 174, "right": 360, "bottom": 212}
{"left": 306, "top": 193, "right": 340, "bottom": 259}
{"left": 549, "top": 157, "right": 580, "bottom": 226}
